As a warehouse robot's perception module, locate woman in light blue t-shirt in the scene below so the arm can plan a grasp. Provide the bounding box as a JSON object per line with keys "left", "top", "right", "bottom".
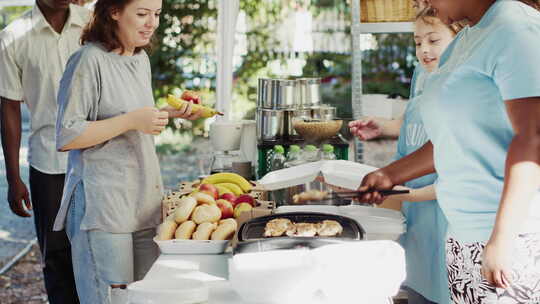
{"left": 359, "top": 1, "right": 540, "bottom": 303}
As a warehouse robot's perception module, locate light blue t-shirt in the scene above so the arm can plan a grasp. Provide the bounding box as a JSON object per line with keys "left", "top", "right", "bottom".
{"left": 420, "top": 0, "right": 540, "bottom": 243}
{"left": 397, "top": 66, "right": 449, "bottom": 304}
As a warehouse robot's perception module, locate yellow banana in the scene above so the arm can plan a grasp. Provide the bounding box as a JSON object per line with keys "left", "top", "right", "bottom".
{"left": 215, "top": 184, "right": 233, "bottom": 196}
{"left": 167, "top": 95, "right": 223, "bottom": 118}
{"left": 215, "top": 182, "right": 244, "bottom": 195}
{"left": 201, "top": 173, "right": 252, "bottom": 193}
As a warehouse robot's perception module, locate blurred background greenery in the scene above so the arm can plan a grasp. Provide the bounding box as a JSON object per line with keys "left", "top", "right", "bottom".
{"left": 1, "top": 0, "right": 416, "bottom": 154}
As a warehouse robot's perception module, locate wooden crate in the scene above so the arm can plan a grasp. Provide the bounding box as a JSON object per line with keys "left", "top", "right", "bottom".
{"left": 361, "top": 0, "right": 416, "bottom": 23}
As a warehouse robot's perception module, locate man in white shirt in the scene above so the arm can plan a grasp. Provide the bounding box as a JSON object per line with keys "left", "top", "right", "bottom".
{"left": 0, "top": 1, "right": 90, "bottom": 303}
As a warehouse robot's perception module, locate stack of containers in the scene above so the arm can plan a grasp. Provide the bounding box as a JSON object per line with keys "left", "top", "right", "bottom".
{"left": 256, "top": 77, "right": 331, "bottom": 142}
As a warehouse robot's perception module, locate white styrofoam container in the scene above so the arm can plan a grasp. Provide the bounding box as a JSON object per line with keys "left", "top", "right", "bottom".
{"left": 128, "top": 278, "right": 208, "bottom": 304}
{"left": 154, "top": 237, "right": 229, "bottom": 255}
{"left": 257, "top": 161, "right": 325, "bottom": 191}
{"left": 258, "top": 160, "right": 378, "bottom": 191}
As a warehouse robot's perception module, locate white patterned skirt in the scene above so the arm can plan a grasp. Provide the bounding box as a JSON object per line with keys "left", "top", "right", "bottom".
{"left": 446, "top": 234, "right": 540, "bottom": 304}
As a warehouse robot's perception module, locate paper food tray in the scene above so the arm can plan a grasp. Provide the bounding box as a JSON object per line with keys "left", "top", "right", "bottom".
{"left": 154, "top": 237, "right": 229, "bottom": 255}
{"left": 258, "top": 160, "right": 378, "bottom": 191}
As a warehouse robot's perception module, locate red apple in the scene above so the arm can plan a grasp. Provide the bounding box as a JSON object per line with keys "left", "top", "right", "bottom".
{"left": 181, "top": 90, "right": 201, "bottom": 104}
{"left": 234, "top": 194, "right": 255, "bottom": 207}
{"left": 219, "top": 193, "right": 237, "bottom": 203}
{"left": 233, "top": 202, "right": 253, "bottom": 219}
{"left": 216, "top": 199, "right": 234, "bottom": 219}
{"left": 199, "top": 183, "right": 219, "bottom": 199}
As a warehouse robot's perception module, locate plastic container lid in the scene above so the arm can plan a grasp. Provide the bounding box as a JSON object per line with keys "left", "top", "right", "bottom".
{"left": 322, "top": 144, "right": 334, "bottom": 153}
{"left": 289, "top": 145, "right": 301, "bottom": 153}
{"left": 304, "top": 145, "right": 317, "bottom": 152}
{"left": 274, "top": 145, "right": 285, "bottom": 154}
{"left": 128, "top": 278, "right": 208, "bottom": 304}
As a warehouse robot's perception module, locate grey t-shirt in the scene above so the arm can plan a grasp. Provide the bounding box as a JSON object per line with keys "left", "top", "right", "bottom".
{"left": 54, "top": 43, "right": 163, "bottom": 233}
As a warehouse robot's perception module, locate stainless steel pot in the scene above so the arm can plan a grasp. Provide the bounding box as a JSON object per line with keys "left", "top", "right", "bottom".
{"left": 311, "top": 105, "right": 336, "bottom": 120}
{"left": 283, "top": 110, "right": 298, "bottom": 138}
{"left": 296, "top": 78, "right": 322, "bottom": 107}
{"left": 257, "top": 79, "right": 296, "bottom": 109}
{"left": 256, "top": 109, "right": 285, "bottom": 141}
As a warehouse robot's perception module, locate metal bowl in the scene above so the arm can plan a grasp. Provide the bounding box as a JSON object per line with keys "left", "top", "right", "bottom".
{"left": 292, "top": 118, "right": 343, "bottom": 141}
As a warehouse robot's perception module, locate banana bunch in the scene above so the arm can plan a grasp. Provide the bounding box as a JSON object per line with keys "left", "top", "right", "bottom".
{"left": 167, "top": 94, "right": 223, "bottom": 118}
{"left": 201, "top": 173, "right": 252, "bottom": 194}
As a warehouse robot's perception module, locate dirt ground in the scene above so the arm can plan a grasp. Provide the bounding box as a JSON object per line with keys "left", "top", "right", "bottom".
{"left": 0, "top": 244, "right": 47, "bottom": 304}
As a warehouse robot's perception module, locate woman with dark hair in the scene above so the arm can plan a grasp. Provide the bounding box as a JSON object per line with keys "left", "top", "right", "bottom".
{"left": 53, "top": 0, "right": 200, "bottom": 302}
{"left": 359, "top": 0, "right": 540, "bottom": 303}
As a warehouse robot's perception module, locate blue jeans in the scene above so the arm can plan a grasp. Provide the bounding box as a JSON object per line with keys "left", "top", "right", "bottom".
{"left": 66, "top": 182, "right": 159, "bottom": 304}
{"left": 406, "top": 287, "right": 438, "bottom": 304}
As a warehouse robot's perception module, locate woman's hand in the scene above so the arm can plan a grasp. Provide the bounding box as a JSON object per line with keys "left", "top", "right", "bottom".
{"left": 357, "top": 169, "right": 396, "bottom": 204}
{"left": 162, "top": 102, "right": 201, "bottom": 120}
{"left": 349, "top": 118, "right": 383, "bottom": 141}
{"left": 482, "top": 237, "right": 515, "bottom": 289}
{"left": 129, "top": 107, "right": 169, "bottom": 135}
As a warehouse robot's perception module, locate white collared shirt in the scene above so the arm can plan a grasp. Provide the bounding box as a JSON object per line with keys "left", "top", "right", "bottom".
{"left": 0, "top": 4, "right": 90, "bottom": 174}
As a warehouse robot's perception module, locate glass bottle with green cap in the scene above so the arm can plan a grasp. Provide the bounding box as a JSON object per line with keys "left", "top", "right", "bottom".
{"left": 303, "top": 144, "right": 320, "bottom": 162}
{"left": 270, "top": 145, "right": 286, "bottom": 171}
{"left": 320, "top": 144, "right": 336, "bottom": 160}
{"left": 284, "top": 144, "right": 303, "bottom": 168}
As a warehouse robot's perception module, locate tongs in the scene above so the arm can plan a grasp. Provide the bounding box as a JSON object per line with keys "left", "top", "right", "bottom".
{"left": 326, "top": 189, "right": 410, "bottom": 200}
{"left": 293, "top": 189, "right": 410, "bottom": 206}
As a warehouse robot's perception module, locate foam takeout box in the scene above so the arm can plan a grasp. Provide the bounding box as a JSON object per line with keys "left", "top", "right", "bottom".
{"left": 257, "top": 160, "right": 378, "bottom": 191}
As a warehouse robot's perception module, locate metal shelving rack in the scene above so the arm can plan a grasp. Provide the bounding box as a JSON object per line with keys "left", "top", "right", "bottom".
{"left": 351, "top": 0, "right": 414, "bottom": 162}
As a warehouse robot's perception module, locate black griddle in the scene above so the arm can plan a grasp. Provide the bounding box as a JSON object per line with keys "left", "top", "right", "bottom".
{"left": 234, "top": 212, "right": 365, "bottom": 254}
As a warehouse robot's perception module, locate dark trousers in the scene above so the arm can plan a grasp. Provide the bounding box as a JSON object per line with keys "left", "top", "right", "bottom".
{"left": 29, "top": 166, "right": 79, "bottom": 304}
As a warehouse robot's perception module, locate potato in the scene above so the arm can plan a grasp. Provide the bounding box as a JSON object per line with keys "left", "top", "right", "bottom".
{"left": 156, "top": 220, "right": 178, "bottom": 241}
{"left": 175, "top": 221, "right": 197, "bottom": 240}
{"left": 192, "top": 222, "right": 218, "bottom": 240}
{"left": 174, "top": 196, "right": 197, "bottom": 224}
{"left": 191, "top": 204, "right": 221, "bottom": 224}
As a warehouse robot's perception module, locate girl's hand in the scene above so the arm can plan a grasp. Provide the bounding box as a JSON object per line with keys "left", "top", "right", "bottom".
{"left": 349, "top": 118, "right": 383, "bottom": 141}
{"left": 129, "top": 107, "right": 169, "bottom": 135}
{"left": 162, "top": 102, "right": 202, "bottom": 121}
{"left": 482, "top": 237, "right": 514, "bottom": 289}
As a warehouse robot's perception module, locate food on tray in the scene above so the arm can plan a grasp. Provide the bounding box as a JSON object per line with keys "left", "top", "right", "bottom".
{"left": 292, "top": 119, "right": 343, "bottom": 141}
{"left": 234, "top": 202, "right": 253, "bottom": 219}
{"left": 264, "top": 218, "right": 295, "bottom": 237}
{"left": 190, "top": 192, "right": 216, "bottom": 206}
{"left": 192, "top": 204, "right": 222, "bottom": 224}
{"left": 317, "top": 220, "right": 343, "bottom": 237}
{"left": 167, "top": 94, "right": 223, "bottom": 118}
{"left": 211, "top": 219, "right": 238, "bottom": 241}
{"left": 157, "top": 220, "right": 178, "bottom": 241}
{"left": 263, "top": 218, "right": 343, "bottom": 238}
{"left": 192, "top": 222, "right": 218, "bottom": 240}
{"left": 199, "top": 183, "right": 219, "bottom": 199}
{"left": 173, "top": 196, "right": 197, "bottom": 224}
{"left": 295, "top": 223, "right": 319, "bottom": 237}
{"left": 175, "top": 221, "right": 197, "bottom": 240}
{"left": 200, "top": 172, "right": 253, "bottom": 193}
{"left": 292, "top": 190, "right": 329, "bottom": 203}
